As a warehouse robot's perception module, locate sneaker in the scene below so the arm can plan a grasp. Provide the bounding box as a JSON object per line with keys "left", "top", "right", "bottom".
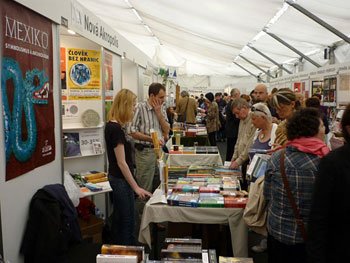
{"left": 251, "top": 238, "right": 267, "bottom": 253}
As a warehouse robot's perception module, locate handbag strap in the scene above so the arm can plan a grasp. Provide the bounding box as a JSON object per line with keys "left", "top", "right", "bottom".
{"left": 279, "top": 149, "right": 308, "bottom": 241}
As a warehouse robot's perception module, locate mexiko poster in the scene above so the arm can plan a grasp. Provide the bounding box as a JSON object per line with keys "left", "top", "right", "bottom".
{"left": 1, "top": 0, "right": 55, "bottom": 181}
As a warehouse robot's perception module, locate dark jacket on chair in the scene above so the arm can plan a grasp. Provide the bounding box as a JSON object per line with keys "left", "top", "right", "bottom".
{"left": 20, "top": 184, "right": 82, "bottom": 263}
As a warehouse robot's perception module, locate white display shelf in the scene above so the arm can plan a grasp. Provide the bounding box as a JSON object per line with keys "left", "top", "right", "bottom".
{"left": 62, "top": 123, "right": 105, "bottom": 130}
{"left": 63, "top": 152, "right": 105, "bottom": 160}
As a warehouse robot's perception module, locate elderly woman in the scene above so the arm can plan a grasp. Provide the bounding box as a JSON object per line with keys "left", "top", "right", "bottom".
{"left": 271, "top": 89, "right": 299, "bottom": 147}
{"left": 249, "top": 103, "right": 278, "bottom": 161}
{"left": 307, "top": 104, "right": 350, "bottom": 263}
{"left": 248, "top": 102, "right": 278, "bottom": 253}
{"left": 264, "top": 108, "right": 329, "bottom": 263}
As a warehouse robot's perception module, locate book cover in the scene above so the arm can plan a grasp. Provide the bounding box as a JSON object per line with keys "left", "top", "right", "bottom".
{"left": 63, "top": 132, "right": 81, "bottom": 157}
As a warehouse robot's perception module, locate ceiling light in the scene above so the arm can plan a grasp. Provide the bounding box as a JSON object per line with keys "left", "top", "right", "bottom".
{"left": 67, "top": 29, "right": 76, "bottom": 35}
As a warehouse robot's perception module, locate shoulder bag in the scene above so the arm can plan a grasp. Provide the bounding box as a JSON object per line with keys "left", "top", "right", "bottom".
{"left": 280, "top": 149, "right": 307, "bottom": 241}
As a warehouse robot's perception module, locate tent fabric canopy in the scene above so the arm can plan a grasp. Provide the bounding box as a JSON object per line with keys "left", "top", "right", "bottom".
{"left": 79, "top": 0, "right": 350, "bottom": 77}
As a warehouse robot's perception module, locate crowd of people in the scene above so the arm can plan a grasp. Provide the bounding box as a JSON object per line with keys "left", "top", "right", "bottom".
{"left": 104, "top": 82, "right": 350, "bottom": 263}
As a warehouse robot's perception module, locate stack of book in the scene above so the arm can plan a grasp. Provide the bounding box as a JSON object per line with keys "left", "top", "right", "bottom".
{"left": 219, "top": 256, "right": 253, "bottom": 263}
{"left": 246, "top": 154, "right": 270, "bottom": 180}
{"left": 160, "top": 238, "right": 217, "bottom": 263}
{"left": 167, "top": 177, "right": 247, "bottom": 208}
{"left": 161, "top": 238, "right": 202, "bottom": 262}
{"left": 167, "top": 192, "right": 199, "bottom": 207}
{"left": 187, "top": 165, "right": 215, "bottom": 177}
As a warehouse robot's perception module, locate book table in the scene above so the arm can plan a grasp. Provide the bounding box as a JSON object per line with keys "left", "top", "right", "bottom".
{"left": 138, "top": 200, "right": 248, "bottom": 257}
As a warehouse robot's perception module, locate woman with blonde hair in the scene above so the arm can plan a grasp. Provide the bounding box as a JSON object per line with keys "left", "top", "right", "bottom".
{"left": 271, "top": 89, "right": 299, "bottom": 147}
{"left": 105, "top": 89, "right": 152, "bottom": 245}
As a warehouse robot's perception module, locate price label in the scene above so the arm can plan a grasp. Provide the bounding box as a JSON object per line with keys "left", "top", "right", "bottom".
{"left": 79, "top": 130, "right": 102, "bottom": 156}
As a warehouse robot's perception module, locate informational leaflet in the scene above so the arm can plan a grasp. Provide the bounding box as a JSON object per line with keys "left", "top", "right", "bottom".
{"left": 79, "top": 129, "right": 103, "bottom": 156}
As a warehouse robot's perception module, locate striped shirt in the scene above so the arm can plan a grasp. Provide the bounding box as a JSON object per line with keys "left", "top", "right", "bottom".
{"left": 264, "top": 146, "right": 321, "bottom": 245}
{"left": 129, "top": 101, "right": 168, "bottom": 145}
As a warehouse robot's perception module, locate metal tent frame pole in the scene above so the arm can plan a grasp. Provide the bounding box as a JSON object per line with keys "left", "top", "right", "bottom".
{"left": 239, "top": 55, "right": 275, "bottom": 79}
{"left": 233, "top": 62, "right": 265, "bottom": 83}
{"left": 263, "top": 29, "right": 321, "bottom": 68}
{"left": 286, "top": 0, "right": 350, "bottom": 45}
{"left": 248, "top": 45, "right": 293, "bottom": 74}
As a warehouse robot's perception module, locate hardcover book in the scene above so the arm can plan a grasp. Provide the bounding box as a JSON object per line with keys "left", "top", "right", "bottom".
{"left": 101, "top": 245, "right": 144, "bottom": 263}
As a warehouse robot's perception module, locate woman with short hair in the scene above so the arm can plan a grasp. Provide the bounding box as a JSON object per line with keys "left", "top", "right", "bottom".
{"left": 264, "top": 108, "right": 329, "bottom": 263}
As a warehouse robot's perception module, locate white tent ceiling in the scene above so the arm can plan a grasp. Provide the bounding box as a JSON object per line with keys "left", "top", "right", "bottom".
{"left": 78, "top": 0, "right": 350, "bottom": 78}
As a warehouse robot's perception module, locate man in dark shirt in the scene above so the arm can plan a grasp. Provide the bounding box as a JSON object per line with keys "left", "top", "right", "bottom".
{"left": 225, "top": 88, "right": 241, "bottom": 161}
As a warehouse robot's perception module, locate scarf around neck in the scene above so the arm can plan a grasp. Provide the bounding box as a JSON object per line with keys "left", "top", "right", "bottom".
{"left": 286, "top": 137, "right": 330, "bottom": 157}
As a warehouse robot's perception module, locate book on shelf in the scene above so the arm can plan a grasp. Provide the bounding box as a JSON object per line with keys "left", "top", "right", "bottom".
{"left": 63, "top": 132, "right": 81, "bottom": 157}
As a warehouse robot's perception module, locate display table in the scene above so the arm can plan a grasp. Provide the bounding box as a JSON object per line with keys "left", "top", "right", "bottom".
{"left": 167, "top": 153, "right": 222, "bottom": 167}
{"left": 138, "top": 201, "right": 248, "bottom": 257}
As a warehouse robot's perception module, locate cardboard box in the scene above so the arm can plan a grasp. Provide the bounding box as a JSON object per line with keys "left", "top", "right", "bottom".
{"left": 78, "top": 215, "right": 104, "bottom": 243}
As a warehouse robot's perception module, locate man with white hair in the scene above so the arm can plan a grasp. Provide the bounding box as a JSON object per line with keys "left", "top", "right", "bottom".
{"left": 230, "top": 98, "right": 256, "bottom": 189}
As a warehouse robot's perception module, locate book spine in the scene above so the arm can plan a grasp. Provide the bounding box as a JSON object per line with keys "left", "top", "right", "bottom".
{"left": 208, "top": 249, "right": 217, "bottom": 263}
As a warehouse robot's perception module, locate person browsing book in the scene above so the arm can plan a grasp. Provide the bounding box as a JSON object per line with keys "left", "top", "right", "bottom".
{"left": 247, "top": 102, "right": 278, "bottom": 253}
{"left": 105, "top": 89, "right": 152, "bottom": 245}
{"left": 264, "top": 108, "right": 329, "bottom": 263}
{"left": 249, "top": 103, "right": 278, "bottom": 162}
{"left": 129, "top": 83, "right": 170, "bottom": 232}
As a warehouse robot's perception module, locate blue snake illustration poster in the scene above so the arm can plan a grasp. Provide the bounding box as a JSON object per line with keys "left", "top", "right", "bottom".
{"left": 1, "top": 0, "right": 55, "bottom": 181}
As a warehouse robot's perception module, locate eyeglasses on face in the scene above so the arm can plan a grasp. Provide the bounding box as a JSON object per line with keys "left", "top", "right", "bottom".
{"left": 251, "top": 106, "right": 267, "bottom": 115}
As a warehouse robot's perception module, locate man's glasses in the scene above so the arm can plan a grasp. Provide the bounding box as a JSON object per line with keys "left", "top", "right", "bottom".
{"left": 251, "top": 106, "right": 267, "bottom": 115}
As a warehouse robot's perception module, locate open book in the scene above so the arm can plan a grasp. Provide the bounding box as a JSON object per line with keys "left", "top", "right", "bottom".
{"left": 148, "top": 189, "right": 167, "bottom": 205}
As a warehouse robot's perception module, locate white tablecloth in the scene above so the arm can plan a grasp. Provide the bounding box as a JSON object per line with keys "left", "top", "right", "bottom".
{"left": 138, "top": 201, "right": 248, "bottom": 257}
{"left": 167, "top": 153, "right": 223, "bottom": 167}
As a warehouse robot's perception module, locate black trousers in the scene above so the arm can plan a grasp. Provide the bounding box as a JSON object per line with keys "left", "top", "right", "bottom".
{"left": 225, "top": 137, "right": 237, "bottom": 161}
{"left": 208, "top": 132, "right": 217, "bottom": 146}
{"left": 267, "top": 234, "right": 307, "bottom": 263}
